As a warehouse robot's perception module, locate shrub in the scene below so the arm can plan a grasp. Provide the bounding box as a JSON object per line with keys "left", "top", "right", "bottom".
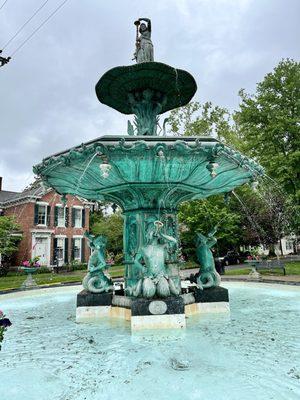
{"left": 36, "top": 267, "right": 51, "bottom": 274}
{"left": 69, "top": 261, "right": 87, "bottom": 271}
{"left": 0, "top": 263, "right": 9, "bottom": 277}
{"left": 114, "top": 253, "right": 123, "bottom": 265}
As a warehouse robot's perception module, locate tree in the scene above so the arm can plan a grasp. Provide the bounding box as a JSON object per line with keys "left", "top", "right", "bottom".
{"left": 90, "top": 212, "right": 123, "bottom": 255}
{"left": 0, "top": 216, "right": 21, "bottom": 275}
{"left": 178, "top": 195, "right": 241, "bottom": 258}
{"left": 0, "top": 216, "right": 21, "bottom": 257}
{"left": 168, "top": 101, "right": 241, "bottom": 148}
{"left": 235, "top": 59, "right": 300, "bottom": 205}
{"left": 230, "top": 184, "right": 294, "bottom": 254}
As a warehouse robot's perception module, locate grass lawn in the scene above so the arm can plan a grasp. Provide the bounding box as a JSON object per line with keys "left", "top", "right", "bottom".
{"left": 0, "top": 261, "right": 299, "bottom": 292}
{"left": 181, "top": 261, "right": 300, "bottom": 276}
{"left": 0, "top": 265, "right": 125, "bottom": 291}
{"left": 224, "top": 261, "right": 300, "bottom": 276}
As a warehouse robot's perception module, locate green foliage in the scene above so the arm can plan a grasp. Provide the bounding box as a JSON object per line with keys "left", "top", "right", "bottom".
{"left": 168, "top": 101, "right": 241, "bottom": 147}
{"left": 36, "top": 267, "right": 51, "bottom": 274}
{"left": 169, "top": 59, "right": 299, "bottom": 251}
{"left": 89, "top": 207, "right": 104, "bottom": 227}
{"left": 0, "top": 216, "right": 21, "bottom": 257}
{"left": 231, "top": 185, "right": 295, "bottom": 247}
{"left": 90, "top": 212, "right": 123, "bottom": 254}
{"left": 114, "top": 253, "right": 123, "bottom": 265}
{"left": 178, "top": 195, "right": 241, "bottom": 256}
{"left": 70, "top": 262, "right": 87, "bottom": 271}
{"left": 235, "top": 59, "right": 300, "bottom": 203}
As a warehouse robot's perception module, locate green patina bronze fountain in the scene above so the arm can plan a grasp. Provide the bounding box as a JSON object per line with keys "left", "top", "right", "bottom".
{"left": 33, "top": 18, "right": 263, "bottom": 306}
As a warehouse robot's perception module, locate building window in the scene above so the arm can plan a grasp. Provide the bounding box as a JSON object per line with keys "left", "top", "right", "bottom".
{"left": 56, "top": 238, "right": 64, "bottom": 265}
{"left": 37, "top": 205, "right": 46, "bottom": 225}
{"left": 74, "top": 208, "right": 82, "bottom": 228}
{"left": 73, "top": 238, "right": 81, "bottom": 260}
{"left": 35, "top": 203, "right": 50, "bottom": 226}
{"left": 286, "top": 241, "right": 293, "bottom": 251}
{"left": 57, "top": 207, "right": 65, "bottom": 227}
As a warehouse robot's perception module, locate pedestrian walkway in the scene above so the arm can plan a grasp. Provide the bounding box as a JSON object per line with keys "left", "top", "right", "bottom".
{"left": 180, "top": 268, "right": 300, "bottom": 285}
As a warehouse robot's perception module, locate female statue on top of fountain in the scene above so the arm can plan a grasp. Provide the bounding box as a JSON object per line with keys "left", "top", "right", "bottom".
{"left": 133, "top": 18, "right": 154, "bottom": 63}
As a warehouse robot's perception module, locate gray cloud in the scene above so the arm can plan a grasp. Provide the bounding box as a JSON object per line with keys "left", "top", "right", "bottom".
{"left": 0, "top": 0, "right": 299, "bottom": 190}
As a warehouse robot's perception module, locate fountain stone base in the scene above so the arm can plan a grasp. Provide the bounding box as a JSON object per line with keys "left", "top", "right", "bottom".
{"left": 75, "top": 286, "right": 229, "bottom": 329}
{"left": 185, "top": 287, "right": 230, "bottom": 316}
{"left": 76, "top": 290, "right": 113, "bottom": 322}
{"left": 131, "top": 297, "right": 186, "bottom": 330}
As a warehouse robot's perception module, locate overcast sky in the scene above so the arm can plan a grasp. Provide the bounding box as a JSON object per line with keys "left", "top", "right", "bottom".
{"left": 0, "top": 0, "right": 299, "bottom": 191}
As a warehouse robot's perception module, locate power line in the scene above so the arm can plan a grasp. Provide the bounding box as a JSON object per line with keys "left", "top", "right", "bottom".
{"left": 10, "top": 0, "right": 70, "bottom": 56}
{"left": 2, "top": 0, "right": 50, "bottom": 50}
{"left": 0, "top": 0, "right": 8, "bottom": 11}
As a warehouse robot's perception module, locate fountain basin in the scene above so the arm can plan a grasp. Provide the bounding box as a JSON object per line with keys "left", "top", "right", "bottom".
{"left": 0, "top": 282, "right": 299, "bottom": 400}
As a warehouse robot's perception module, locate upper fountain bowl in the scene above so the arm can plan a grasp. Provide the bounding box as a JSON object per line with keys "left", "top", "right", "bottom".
{"left": 95, "top": 62, "right": 197, "bottom": 115}
{"left": 33, "top": 135, "right": 264, "bottom": 211}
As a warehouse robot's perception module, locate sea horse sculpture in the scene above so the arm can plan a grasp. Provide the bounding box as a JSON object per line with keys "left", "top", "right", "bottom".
{"left": 82, "top": 232, "right": 113, "bottom": 293}
{"left": 129, "top": 221, "right": 181, "bottom": 298}
{"left": 195, "top": 227, "right": 221, "bottom": 289}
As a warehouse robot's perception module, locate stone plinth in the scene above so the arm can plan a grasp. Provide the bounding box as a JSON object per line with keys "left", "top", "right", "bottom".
{"left": 76, "top": 287, "right": 229, "bottom": 329}
{"left": 192, "top": 286, "right": 229, "bottom": 303}
{"left": 185, "top": 286, "right": 230, "bottom": 316}
{"left": 131, "top": 297, "right": 186, "bottom": 331}
{"left": 76, "top": 290, "right": 113, "bottom": 323}
{"left": 77, "top": 290, "right": 113, "bottom": 307}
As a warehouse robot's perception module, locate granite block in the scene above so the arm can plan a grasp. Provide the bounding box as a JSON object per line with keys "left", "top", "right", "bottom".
{"left": 192, "top": 286, "right": 229, "bottom": 303}
{"left": 76, "top": 290, "right": 113, "bottom": 307}
{"left": 131, "top": 296, "right": 185, "bottom": 316}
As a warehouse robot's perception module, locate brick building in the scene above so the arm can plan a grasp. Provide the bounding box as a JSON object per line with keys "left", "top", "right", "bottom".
{"left": 0, "top": 178, "right": 91, "bottom": 267}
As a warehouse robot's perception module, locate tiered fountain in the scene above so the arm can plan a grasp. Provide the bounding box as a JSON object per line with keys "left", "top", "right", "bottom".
{"left": 33, "top": 18, "right": 263, "bottom": 330}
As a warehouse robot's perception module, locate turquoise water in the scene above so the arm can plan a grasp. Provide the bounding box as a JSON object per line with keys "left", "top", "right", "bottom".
{"left": 0, "top": 282, "right": 299, "bottom": 400}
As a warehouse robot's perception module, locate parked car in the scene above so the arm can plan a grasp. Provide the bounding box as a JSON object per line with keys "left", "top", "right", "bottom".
{"left": 214, "top": 257, "right": 225, "bottom": 274}
{"left": 217, "top": 251, "right": 244, "bottom": 267}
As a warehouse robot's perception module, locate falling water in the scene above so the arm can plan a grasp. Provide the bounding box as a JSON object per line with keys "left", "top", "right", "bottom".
{"left": 74, "top": 152, "right": 100, "bottom": 195}
{"left": 232, "top": 190, "right": 264, "bottom": 243}
{"left": 254, "top": 177, "right": 297, "bottom": 241}
{"left": 173, "top": 67, "right": 183, "bottom": 107}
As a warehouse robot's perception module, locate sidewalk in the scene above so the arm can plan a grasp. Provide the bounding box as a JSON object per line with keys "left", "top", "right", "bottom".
{"left": 180, "top": 268, "right": 300, "bottom": 286}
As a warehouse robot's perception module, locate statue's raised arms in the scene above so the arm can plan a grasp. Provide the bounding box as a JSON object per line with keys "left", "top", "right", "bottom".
{"left": 133, "top": 18, "right": 154, "bottom": 63}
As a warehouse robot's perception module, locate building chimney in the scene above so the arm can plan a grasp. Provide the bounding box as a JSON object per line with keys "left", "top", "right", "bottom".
{"left": 0, "top": 177, "right": 2, "bottom": 191}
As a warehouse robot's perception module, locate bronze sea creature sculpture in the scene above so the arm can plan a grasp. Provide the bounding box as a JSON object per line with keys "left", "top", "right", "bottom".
{"left": 195, "top": 227, "right": 221, "bottom": 289}
{"left": 82, "top": 232, "right": 113, "bottom": 293}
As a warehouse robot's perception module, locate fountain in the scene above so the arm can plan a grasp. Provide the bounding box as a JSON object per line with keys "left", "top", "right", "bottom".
{"left": 33, "top": 18, "right": 264, "bottom": 330}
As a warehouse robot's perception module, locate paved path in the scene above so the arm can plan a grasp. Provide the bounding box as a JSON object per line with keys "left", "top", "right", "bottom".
{"left": 180, "top": 267, "right": 300, "bottom": 285}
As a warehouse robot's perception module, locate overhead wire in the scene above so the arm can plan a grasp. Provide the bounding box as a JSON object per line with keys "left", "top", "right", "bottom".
{"left": 9, "top": 0, "right": 70, "bottom": 57}
{"left": 0, "top": 0, "right": 8, "bottom": 11}
{"left": 2, "top": 0, "right": 50, "bottom": 50}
